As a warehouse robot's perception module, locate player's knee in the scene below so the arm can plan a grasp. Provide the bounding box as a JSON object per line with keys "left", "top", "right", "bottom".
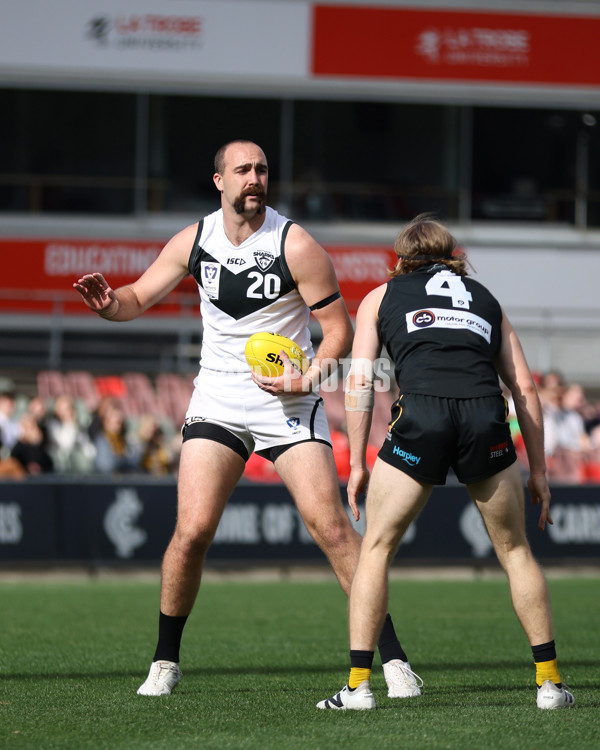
{"left": 171, "top": 523, "right": 215, "bottom": 556}
{"left": 308, "top": 515, "right": 358, "bottom": 552}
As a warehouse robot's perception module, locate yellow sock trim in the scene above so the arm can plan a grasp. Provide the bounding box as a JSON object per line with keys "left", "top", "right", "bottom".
{"left": 535, "top": 658, "right": 561, "bottom": 686}
{"left": 348, "top": 667, "right": 371, "bottom": 689}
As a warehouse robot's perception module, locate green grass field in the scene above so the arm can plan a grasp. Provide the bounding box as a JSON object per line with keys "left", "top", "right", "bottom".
{"left": 0, "top": 575, "right": 598, "bottom": 749}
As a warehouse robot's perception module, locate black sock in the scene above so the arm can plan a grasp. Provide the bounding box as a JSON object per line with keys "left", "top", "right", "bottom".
{"left": 531, "top": 640, "right": 557, "bottom": 663}
{"left": 377, "top": 613, "right": 408, "bottom": 664}
{"left": 350, "top": 650, "right": 375, "bottom": 669}
{"left": 153, "top": 611, "right": 188, "bottom": 663}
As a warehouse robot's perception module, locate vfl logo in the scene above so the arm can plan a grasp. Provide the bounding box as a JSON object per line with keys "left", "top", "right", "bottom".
{"left": 287, "top": 417, "right": 301, "bottom": 431}
{"left": 204, "top": 264, "right": 219, "bottom": 281}
{"left": 392, "top": 446, "right": 421, "bottom": 466}
{"left": 254, "top": 250, "right": 275, "bottom": 272}
{"left": 412, "top": 310, "right": 435, "bottom": 328}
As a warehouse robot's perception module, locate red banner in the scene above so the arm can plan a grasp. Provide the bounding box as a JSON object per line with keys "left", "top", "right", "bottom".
{"left": 0, "top": 238, "right": 396, "bottom": 315}
{"left": 326, "top": 245, "right": 397, "bottom": 313}
{"left": 312, "top": 5, "right": 600, "bottom": 86}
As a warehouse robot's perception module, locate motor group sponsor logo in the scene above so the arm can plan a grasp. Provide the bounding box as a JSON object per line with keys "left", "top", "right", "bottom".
{"left": 406, "top": 307, "right": 492, "bottom": 343}
{"left": 415, "top": 26, "right": 530, "bottom": 68}
{"left": 392, "top": 445, "right": 421, "bottom": 466}
{"left": 412, "top": 309, "right": 435, "bottom": 328}
{"left": 86, "top": 14, "right": 203, "bottom": 51}
{"left": 489, "top": 441, "right": 509, "bottom": 459}
{"left": 254, "top": 250, "right": 275, "bottom": 272}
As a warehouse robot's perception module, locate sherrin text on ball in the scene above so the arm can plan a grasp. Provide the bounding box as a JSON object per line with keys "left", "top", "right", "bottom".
{"left": 245, "top": 332, "right": 309, "bottom": 377}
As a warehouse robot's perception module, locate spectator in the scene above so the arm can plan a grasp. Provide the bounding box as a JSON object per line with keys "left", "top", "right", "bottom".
{"left": 539, "top": 372, "right": 593, "bottom": 482}
{"left": 93, "top": 404, "right": 141, "bottom": 474}
{"left": 46, "top": 394, "right": 96, "bottom": 474}
{"left": 562, "top": 383, "right": 600, "bottom": 442}
{"left": 88, "top": 395, "right": 118, "bottom": 442}
{"left": 26, "top": 395, "right": 50, "bottom": 431}
{"left": 560, "top": 383, "right": 600, "bottom": 482}
{"left": 10, "top": 413, "right": 54, "bottom": 476}
{"left": 138, "top": 415, "right": 179, "bottom": 476}
{"left": 0, "top": 388, "right": 21, "bottom": 455}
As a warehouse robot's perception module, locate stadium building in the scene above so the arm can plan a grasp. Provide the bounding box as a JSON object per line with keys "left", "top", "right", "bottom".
{"left": 1, "top": 0, "right": 599, "bottom": 383}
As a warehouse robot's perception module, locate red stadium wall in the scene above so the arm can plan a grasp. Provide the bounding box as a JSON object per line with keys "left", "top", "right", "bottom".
{"left": 0, "top": 238, "right": 397, "bottom": 316}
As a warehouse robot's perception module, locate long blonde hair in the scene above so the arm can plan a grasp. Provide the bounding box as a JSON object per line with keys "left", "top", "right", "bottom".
{"left": 389, "top": 213, "right": 469, "bottom": 278}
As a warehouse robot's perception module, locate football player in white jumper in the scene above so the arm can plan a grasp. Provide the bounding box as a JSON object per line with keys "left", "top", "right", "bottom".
{"left": 74, "top": 140, "right": 422, "bottom": 700}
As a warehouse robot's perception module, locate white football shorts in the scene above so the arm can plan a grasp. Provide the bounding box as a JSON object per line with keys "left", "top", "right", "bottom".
{"left": 184, "top": 368, "right": 331, "bottom": 459}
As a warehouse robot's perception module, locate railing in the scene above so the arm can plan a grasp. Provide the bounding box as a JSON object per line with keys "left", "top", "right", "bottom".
{"left": 2, "top": 173, "right": 599, "bottom": 226}
{"left": 0, "top": 173, "right": 170, "bottom": 213}
{"left": 1, "top": 289, "right": 600, "bottom": 389}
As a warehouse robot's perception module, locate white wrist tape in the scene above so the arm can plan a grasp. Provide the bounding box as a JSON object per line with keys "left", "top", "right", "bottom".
{"left": 345, "top": 358, "right": 375, "bottom": 412}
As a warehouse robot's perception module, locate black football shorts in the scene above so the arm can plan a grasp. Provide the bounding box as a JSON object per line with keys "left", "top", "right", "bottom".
{"left": 378, "top": 393, "right": 517, "bottom": 485}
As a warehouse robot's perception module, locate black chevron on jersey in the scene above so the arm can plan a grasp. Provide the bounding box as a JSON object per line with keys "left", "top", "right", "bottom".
{"left": 188, "top": 219, "right": 297, "bottom": 321}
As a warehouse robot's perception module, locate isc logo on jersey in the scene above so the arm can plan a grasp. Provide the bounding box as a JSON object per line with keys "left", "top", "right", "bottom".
{"left": 245, "top": 332, "right": 309, "bottom": 377}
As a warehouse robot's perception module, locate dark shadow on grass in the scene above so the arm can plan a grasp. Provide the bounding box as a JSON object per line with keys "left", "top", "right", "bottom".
{"left": 3, "top": 657, "right": 598, "bottom": 682}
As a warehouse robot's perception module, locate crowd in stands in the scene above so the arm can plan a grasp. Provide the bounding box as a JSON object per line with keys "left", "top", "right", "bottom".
{"left": 1, "top": 369, "right": 600, "bottom": 484}
{"left": 0, "top": 372, "right": 182, "bottom": 480}
{"left": 505, "top": 371, "right": 600, "bottom": 484}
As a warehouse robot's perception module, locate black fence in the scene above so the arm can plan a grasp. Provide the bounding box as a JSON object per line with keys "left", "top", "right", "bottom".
{"left": 0, "top": 478, "right": 599, "bottom": 567}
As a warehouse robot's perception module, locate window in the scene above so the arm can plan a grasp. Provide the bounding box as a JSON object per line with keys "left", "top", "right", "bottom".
{"left": 291, "top": 100, "right": 460, "bottom": 221}
{"left": 471, "top": 108, "right": 578, "bottom": 223}
{"left": 147, "top": 95, "right": 281, "bottom": 214}
{"left": 0, "top": 89, "right": 136, "bottom": 213}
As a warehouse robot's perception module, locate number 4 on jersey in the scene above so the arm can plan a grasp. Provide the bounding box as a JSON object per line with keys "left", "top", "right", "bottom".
{"left": 425, "top": 270, "right": 472, "bottom": 309}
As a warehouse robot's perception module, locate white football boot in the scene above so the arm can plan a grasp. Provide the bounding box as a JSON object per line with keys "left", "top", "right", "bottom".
{"left": 383, "top": 659, "right": 423, "bottom": 698}
{"left": 137, "top": 660, "right": 182, "bottom": 696}
{"left": 536, "top": 680, "right": 575, "bottom": 709}
{"left": 316, "top": 681, "right": 376, "bottom": 710}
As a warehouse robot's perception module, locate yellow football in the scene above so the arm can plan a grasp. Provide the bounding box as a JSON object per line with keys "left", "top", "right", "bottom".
{"left": 245, "top": 332, "right": 309, "bottom": 377}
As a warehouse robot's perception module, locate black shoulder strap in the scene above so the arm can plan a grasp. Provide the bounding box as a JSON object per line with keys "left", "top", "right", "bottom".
{"left": 279, "top": 220, "right": 296, "bottom": 289}
{"left": 188, "top": 219, "right": 205, "bottom": 282}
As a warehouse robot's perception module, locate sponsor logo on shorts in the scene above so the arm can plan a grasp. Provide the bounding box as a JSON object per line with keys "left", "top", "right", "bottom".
{"left": 489, "top": 440, "right": 509, "bottom": 459}
{"left": 286, "top": 417, "right": 301, "bottom": 434}
{"left": 412, "top": 309, "right": 436, "bottom": 327}
{"left": 185, "top": 416, "right": 207, "bottom": 425}
{"left": 392, "top": 445, "right": 421, "bottom": 466}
